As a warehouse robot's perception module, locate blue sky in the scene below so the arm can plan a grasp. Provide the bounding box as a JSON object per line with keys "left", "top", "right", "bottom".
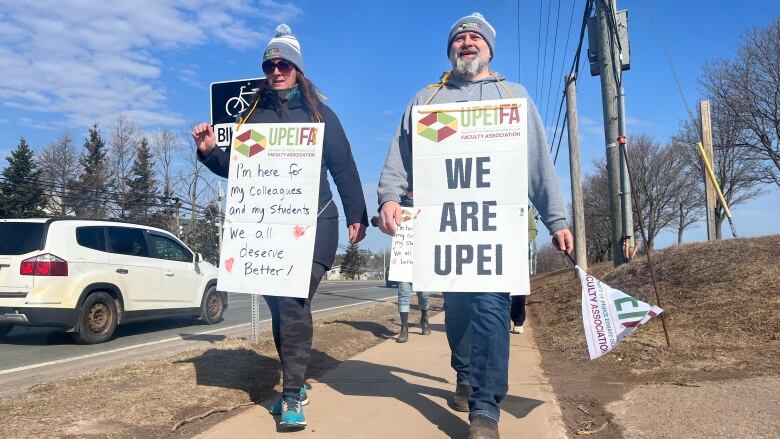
{"left": 1, "top": 0, "right": 778, "bottom": 253}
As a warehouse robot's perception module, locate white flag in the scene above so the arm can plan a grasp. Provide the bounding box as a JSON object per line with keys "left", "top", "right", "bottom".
{"left": 577, "top": 267, "right": 663, "bottom": 360}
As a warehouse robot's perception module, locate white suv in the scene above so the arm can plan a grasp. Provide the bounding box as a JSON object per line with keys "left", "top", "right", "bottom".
{"left": 0, "top": 218, "right": 225, "bottom": 344}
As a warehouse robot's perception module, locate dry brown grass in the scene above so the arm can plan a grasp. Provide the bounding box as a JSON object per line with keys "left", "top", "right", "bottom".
{"left": 529, "top": 235, "right": 780, "bottom": 381}
{"left": 0, "top": 295, "right": 443, "bottom": 439}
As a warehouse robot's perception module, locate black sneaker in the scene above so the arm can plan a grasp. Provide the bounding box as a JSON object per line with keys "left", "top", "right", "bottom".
{"left": 448, "top": 383, "right": 472, "bottom": 412}
{"left": 468, "top": 415, "right": 499, "bottom": 439}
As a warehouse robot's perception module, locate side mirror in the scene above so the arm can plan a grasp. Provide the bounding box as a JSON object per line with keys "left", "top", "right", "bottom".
{"left": 194, "top": 253, "right": 203, "bottom": 263}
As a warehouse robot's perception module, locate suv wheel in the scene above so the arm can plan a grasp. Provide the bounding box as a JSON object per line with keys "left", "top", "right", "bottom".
{"left": 0, "top": 325, "right": 13, "bottom": 338}
{"left": 200, "top": 286, "right": 225, "bottom": 325}
{"left": 72, "top": 292, "right": 118, "bottom": 344}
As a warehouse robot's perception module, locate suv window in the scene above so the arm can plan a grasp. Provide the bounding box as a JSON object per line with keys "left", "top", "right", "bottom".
{"left": 107, "top": 227, "right": 149, "bottom": 257}
{"left": 149, "top": 234, "right": 193, "bottom": 262}
{"left": 0, "top": 222, "right": 45, "bottom": 255}
{"left": 76, "top": 226, "right": 106, "bottom": 251}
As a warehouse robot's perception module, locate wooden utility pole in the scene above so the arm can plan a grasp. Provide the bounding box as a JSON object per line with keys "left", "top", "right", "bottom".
{"left": 565, "top": 74, "right": 588, "bottom": 271}
{"left": 699, "top": 100, "right": 717, "bottom": 240}
{"left": 594, "top": 0, "right": 625, "bottom": 266}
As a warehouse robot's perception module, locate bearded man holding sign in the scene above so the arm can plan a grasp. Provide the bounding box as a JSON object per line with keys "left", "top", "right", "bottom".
{"left": 377, "top": 13, "right": 572, "bottom": 439}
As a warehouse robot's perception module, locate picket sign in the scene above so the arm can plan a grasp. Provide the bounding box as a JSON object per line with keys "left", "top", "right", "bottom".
{"left": 217, "top": 123, "right": 324, "bottom": 298}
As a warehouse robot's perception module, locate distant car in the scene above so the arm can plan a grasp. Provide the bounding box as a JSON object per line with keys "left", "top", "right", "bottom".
{"left": 385, "top": 267, "right": 398, "bottom": 288}
{"left": 0, "top": 218, "right": 225, "bottom": 344}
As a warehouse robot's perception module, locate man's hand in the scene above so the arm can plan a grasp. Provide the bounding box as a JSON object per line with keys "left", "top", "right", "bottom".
{"left": 552, "top": 228, "right": 574, "bottom": 255}
{"left": 348, "top": 223, "right": 366, "bottom": 244}
{"left": 378, "top": 201, "right": 402, "bottom": 236}
{"left": 192, "top": 123, "right": 217, "bottom": 156}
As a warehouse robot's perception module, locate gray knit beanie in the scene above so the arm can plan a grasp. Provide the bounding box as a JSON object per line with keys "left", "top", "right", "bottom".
{"left": 262, "top": 24, "right": 304, "bottom": 74}
{"left": 447, "top": 12, "right": 496, "bottom": 60}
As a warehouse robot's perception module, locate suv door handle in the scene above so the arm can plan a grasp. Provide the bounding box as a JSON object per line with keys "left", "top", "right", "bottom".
{"left": 164, "top": 272, "right": 175, "bottom": 277}
{"left": 116, "top": 268, "right": 129, "bottom": 274}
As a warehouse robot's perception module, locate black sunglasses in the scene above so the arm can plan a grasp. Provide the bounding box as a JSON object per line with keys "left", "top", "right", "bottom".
{"left": 262, "top": 60, "right": 294, "bottom": 75}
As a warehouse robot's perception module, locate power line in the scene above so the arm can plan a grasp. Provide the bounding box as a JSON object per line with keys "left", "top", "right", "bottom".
{"left": 534, "top": 0, "right": 544, "bottom": 102}
{"left": 543, "top": 0, "right": 563, "bottom": 131}
{"left": 548, "top": 0, "right": 593, "bottom": 164}
{"left": 538, "top": 0, "right": 554, "bottom": 107}
{"left": 641, "top": 0, "right": 698, "bottom": 130}
{"left": 517, "top": 0, "right": 522, "bottom": 82}
{"left": 0, "top": 175, "right": 207, "bottom": 214}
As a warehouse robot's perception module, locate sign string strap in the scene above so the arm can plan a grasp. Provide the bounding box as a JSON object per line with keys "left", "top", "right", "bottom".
{"left": 490, "top": 72, "right": 517, "bottom": 99}
{"left": 234, "top": 97, "right": 260, "bottom": 134}
{"left": 423, "top": 71, "right": 518, "bottom": 106}
{"left": 424, "top": 72, "right": 452, "bottom": 105}
{"left": 317, "top": 198, "right": 333, "bottom": 218}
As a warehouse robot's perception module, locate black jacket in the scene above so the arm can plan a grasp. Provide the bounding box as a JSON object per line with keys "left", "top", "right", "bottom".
{"left": 199, "top": 91, "right": 368, "bottom": 268}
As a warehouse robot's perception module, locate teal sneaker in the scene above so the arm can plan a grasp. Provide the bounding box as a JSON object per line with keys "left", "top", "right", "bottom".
{"left": 269, "top": 386, "right": 308, "bottom": 415}
{"left": 280, "top": 392, "right": 306, "bottom": 428}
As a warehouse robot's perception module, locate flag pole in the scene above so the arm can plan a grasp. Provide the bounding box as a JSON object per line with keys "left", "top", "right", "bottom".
{"left": 619, "top": 142, "right": 671, "bottom": 348}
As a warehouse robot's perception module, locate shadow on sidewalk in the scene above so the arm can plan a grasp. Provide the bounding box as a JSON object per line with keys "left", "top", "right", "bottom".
{"left": 314, "top": 353, "right": 468, "bottom": 438}
{"left": 177, "top": 347, "right": 281, "bottom": 404}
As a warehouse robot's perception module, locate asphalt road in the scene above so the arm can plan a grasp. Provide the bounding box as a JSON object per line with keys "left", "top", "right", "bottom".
{"left": 0, "top": 280, "right": 395, "bottom": 396}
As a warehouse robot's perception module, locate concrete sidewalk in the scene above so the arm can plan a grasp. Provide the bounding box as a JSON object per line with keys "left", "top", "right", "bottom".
{"left": 195, "top": 312, "right": 567, "bottom": 438}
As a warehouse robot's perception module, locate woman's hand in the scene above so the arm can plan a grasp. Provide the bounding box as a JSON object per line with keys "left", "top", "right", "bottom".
{"left": 348, "top": 223, "right": 367, "bottom": 244}
{"left": 192, "top": 123, "right": 217, "bottom": 155}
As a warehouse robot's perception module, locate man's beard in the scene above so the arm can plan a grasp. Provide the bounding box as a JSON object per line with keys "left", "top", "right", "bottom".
{"left": 450, "top": 49, "right": 486, "bottom": 78}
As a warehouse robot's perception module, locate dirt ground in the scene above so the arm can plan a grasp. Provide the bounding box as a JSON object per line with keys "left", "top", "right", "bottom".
{"left": 3, "top": 237, "right": 779, "bottom": 439}
{"left": 527, "top": 236, "right": 780, "bottom": 438}
{"left": 0, "top": 295, "right": 443, "bottom": 439}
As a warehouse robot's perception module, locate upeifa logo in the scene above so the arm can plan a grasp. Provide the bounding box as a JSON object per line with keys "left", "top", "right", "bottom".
{"left": 417, "top": 111, "right": 458, "bottom": 142}
{"left": 457, "top": 22, "right": 482, "bottom": 32}
{"left": 234, "top": 129, "right": 267, "bottom": 157}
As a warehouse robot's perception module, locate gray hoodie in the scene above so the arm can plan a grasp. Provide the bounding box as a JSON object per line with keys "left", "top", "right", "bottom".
{"left": 377, "top": 72, "right": 569, "bottom": 234}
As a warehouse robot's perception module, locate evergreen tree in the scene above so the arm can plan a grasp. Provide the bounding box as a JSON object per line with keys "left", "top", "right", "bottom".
{"left": 67, "top": 124, "right": 111, "bottom": 219}
{"left": 341, "top": 242, "right": 365, "bottom": 280}
{"left": 0, "top": 137, "right": 46, "bottom": 218}
{"left": 124, "top": 137, "right": 158, "bottom": 224}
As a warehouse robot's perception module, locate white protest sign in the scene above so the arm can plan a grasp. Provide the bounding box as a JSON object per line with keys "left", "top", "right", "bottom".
{"left": 218, "top": 123, "right": 324, "bottom": 298}
{"left": 412, "top": 98, "right": 529, "bottom": 294}
{"left": 388, "top": 207, "right": 416, "bottom": 282}
{"left": 577, "top": 267, "right": 663, "bottom": 360}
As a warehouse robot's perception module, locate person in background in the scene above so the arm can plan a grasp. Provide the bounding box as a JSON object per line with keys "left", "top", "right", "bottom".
{"left": 510, "top": 207, "right": 538, "bottom": 334}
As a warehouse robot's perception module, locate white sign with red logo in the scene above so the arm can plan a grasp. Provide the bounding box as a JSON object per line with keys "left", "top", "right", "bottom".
{"left": 388, "top": 207, "right": 416, "bottom": 282}
{"left": 577, "top": 267, "right": 663, "bottom": 360}
{"left": 411, "top": 98, "right": 529, "bottom": 294}
{"left": 217, "top": 123, "right": 324, "bottom": 298}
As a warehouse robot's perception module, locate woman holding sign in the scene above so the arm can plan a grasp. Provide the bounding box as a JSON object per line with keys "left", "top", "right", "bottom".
{"left": 192, "top": 24, "right": 368, "bottom": 430}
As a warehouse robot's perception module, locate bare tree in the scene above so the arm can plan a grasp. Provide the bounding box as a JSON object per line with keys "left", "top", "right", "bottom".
{"left": 672, "top": 104, "right": 764, "bottom": 239}
{"left": 107, "top": 115, "right": 140, "bottom": 218}
{"left": 38, "top": 133, "right": 79, "bottom": 216}
{"left": 582, "top": 160, "right": 612, "bottom": 262}
{"left": 671, "top": 166, "right": 704, "bottom": 244}
{"left": 535, "top": 244, "right": 570, "bottom": 273}
{"left": 627, "top": 134, "right": 690, "bottom": 250}
{"left": 152, "top": 128, "right": 182, "bottom": 200}
{"left": 701, "top": 16, "right": 780, "bottom": 188}
{"left": 151, "top": 128, "right": 183, "bottom": 231}
{"left": 175, "top": 129, "right": 220, "bottom": 239}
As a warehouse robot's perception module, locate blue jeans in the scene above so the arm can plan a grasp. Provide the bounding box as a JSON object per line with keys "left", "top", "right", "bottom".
{"left": 444, "top": 292, "right": 510, "bottom": 422}
{"left": 397, "top": 282, "right": 430, "bottom": 313}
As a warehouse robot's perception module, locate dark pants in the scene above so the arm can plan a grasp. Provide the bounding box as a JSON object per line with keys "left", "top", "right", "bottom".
{"left": 444, "top": 292, "right": 511, "bottom": 422}
{"left": 510, "top": 295, "right": 526, "bottom": 326}
{"left": 263, "top": 262, "right": 327, "bottom": 393}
